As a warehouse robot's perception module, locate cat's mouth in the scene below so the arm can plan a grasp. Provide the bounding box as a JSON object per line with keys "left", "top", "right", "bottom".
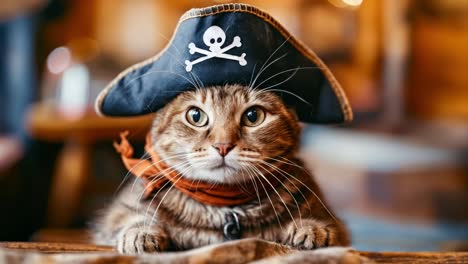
{"left": 209, "top": 159, "right": 235, "bottom": 170}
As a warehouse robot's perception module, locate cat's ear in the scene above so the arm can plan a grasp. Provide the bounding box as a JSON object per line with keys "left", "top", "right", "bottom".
{"left": 95, "top": 3, "right": 352, "bottom": 124}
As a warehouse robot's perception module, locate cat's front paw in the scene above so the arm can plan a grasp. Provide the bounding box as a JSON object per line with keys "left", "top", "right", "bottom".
{"left": 283, "top": 220, "right": 337, "bottom": 250}
{"left": 117, "top": 227, "right": 168, "bottom": 254}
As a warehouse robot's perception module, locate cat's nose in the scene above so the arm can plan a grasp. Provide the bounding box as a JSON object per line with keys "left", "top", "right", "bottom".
{"left": 212, "top": 143, "right": 236, "bottom": 157}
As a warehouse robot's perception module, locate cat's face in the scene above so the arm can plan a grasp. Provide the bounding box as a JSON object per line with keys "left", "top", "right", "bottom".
{"left": 151, "top": 85, "right": 300, "bottom": 184}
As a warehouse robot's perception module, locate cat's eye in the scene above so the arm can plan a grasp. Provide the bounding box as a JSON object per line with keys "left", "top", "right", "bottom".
{"left": 186, "top": 107, "right": 209, "bottom": 127}
{"left": 242, "top": 106, "right": 266, "bottom": 127}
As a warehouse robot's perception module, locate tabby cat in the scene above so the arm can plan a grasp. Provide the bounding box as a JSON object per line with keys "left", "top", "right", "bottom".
{"left": 93, "top": 84, "right": 349, "bottom": 254}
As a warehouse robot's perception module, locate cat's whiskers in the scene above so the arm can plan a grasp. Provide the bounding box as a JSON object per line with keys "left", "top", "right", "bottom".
{"left": 207, "top": 180, "right": 219, "bottom": 192}
{"left": 267, "top": 156, "right": 298, "bottom": 167}
{"left": 190, "top": 72, "right": 205, "bottom": 92}
{"left": 249, "top": 53, "right": 288, "bottom": 91}
{"left": 243, "top": 164, "right": 272, "bottom": 219}
{"left": 146, "top": 166, "right": 192, "bottom": 232}
{"left": 276, "top": 156, "right": 309, "bottom": 169}
{"left": 238, "top": 150, "right": 261, "bottom": 159}
{"left": 255, "top": 161, "right": 304, "bottom": 227}
{"left": 132, "top": 156, "right": 190, "bottom": 218}
{"left": 249, "top": 37, "right": 290, "bottom": 89}
{"left": 239, "top": 166, "right": 258, "bottom": 192}
{"left": 222, "top": 166, "right": 241, "bottom": 184}
{"left": 135, "top": 174, "right": 168, "bottom": 231}
{"left": 247, "top": 63, "right": 257, "bottom": 91}
{"left": 240, "top": 165, "right": 262, "bottom": 208}
{"left": 261, "top": 88, "right": 312, "bottom": 106}
{"left": 113, "top": 151, "right": 151, "bottom": 198}
{"left": 253, "top": 68, "right": 299, "bottom": 99}
{"left": 244, "top": 163, "right": 284, "bottom": 230}
{"left": 129, "top": 152, "right": 188, "bottom": 195}
{"left": 142, "top": 162, "right": 192, "bottom": 231}
{"left": 135, "top": 160, "right": 191, "bottom": 207}
{"left": 255, "top": 66, "right": 317, "bottom": 91}
{"left": 193, "top": 173, "right": 203, "bottom": 191}
{"left": 186, "top": 154, "right": 209, "bottom": 160}
{"left": 247, "top": 163, "right": 298, "bottom": 229}
{"left": 232, "top": 169, "right": 253, "bottom": 195}
{"left": 242, "top": 166, "right": 267, "bottom": 220}
{"left": 136, "top": 159, "right": 191, "bottom": 209}
{"left": 262, "top": 157, "right": 313, "bottom": 216}
{"left": 251, "top": 65, "right": 326, "bottom": 107}
{"left": 264, "top": 157, "right": 338, "bottom": 223}
{"left": 129, "top": 155, "right": 185, "bottom": 220}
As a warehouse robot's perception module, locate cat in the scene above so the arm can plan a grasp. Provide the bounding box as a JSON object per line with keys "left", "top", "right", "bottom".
{"left": 92, "top": 84, "right": 349, "bottom": 254}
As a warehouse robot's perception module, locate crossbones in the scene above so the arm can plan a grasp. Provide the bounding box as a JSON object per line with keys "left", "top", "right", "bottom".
{"left": 185, "top": 26, "right": 247, "bottom": 72}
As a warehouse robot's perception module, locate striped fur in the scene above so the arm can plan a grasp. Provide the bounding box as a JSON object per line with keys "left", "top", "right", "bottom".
{"left": 92, "top": 85, "right": 349, "bottom": 253}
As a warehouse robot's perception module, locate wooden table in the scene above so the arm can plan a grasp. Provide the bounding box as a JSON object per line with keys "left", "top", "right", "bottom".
{"left": 0, "top": 240, "right": 467, "bottom": 264}
{"left": 26, "top": 103, "right": 154, "bottom": 227}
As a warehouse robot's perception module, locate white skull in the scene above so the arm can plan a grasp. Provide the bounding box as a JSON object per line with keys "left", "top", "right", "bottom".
{"left": 203, "top": 26, "right": 226, "bottom": 52}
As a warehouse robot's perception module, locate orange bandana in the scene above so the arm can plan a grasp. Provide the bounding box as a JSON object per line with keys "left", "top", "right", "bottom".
{"left": 114, "top": 131, "right": 281, "bottom": 207}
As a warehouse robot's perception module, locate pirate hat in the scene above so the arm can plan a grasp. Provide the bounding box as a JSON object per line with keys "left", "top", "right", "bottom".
{"left": 95, "top": 3, "right": 352, "bottom": 123}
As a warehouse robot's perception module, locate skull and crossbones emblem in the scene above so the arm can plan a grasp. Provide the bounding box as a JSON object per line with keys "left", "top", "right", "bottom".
{"left": 185, "top": 26, "right": 247, "bottom": 72}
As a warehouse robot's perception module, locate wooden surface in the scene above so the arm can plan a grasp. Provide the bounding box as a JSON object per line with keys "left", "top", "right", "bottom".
{"left": 0, "top": 241, "right": 467, "bottom": 263}
{"left": 358, "top": 251, "right": 468, "bottom": 264}
{"left": 0, "top": 242, "right": 113, "bottom": 253}
{"left": 26, "top": 103, "right": 153, "bottom": 143}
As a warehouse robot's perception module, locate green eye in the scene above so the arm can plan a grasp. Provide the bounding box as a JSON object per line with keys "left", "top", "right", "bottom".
{"left": 242, "top": 106, "right": 266, "bottom": 127}
{"left": 186, "top": 107, "right": 208, "bottom": 127}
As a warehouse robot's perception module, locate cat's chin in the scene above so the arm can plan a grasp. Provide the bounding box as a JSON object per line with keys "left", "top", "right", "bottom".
{"left": 184, "top": 165, "right": 248, "bottom": 184}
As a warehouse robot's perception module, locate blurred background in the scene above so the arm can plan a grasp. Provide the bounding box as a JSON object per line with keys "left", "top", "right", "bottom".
{"left": 0, "top": 0, "right": 466, "bottom": 252}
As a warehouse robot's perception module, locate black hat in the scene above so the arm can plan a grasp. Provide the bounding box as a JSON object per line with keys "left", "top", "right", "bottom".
{"left": 95, "top": 3, "right": 352, "bottom": 123}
